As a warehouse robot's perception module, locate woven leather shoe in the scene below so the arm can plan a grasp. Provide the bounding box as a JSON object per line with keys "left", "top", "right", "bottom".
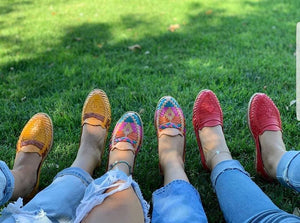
{"left": 16, "top": 113, "right": 53, "bottom": 199}
{"left": 155, "top": 96, "right": 186, "bottom": 173}
{"left": 109, "top": 112, "right": 143, "bottom": 174}
{"left": 82, "top": 89, "right": 111, "bottom": 129}
{"left": 193, "top": 89, "right": 223, "bottom": 170}
{"left": 248, "top": 93, "right": 281, "bottom": 180}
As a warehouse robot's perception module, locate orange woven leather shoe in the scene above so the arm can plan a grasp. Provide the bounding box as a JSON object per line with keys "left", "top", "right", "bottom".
{"left": 248, "top": 93, "right": 281, "bottom": 180}
{"left": 16, "top": 113, "right": 53, "bottom": 199}
{"left": 81, "top": 89, "right": 111, "bottom": 167}
{"left": 192, "top": 89, "right": 223, "bottom": 170}
{"left": 82, "top": 89, "right": 111, "bottom": 129}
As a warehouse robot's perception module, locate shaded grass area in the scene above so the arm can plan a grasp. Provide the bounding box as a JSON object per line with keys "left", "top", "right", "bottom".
{"left": 0, "top": 0, "right": 300, "bottom": 221}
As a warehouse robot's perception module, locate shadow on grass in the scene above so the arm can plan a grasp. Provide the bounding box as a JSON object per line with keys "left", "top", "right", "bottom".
{"left": 0, "top": 0, "right": 299, "bottom": 221}
{"left": 0, "top": 0, "right": 32, "bottom": 15}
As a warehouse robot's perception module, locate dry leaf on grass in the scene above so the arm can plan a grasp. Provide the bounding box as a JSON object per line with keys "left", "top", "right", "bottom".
{"left": 205, "top": 10, "right": 213, "bottom": 15}
{"left": 128, "top": 44, "right": 142, "bottom": 51}
{"left": 97, "top": 43, "right": 103, "bottom": 48}
{"left": 168, "top": 24, "right": 180, "bottom": 32}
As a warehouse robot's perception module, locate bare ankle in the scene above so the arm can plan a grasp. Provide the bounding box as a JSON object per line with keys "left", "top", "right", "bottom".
{"left": 259, "top": 131, "right": 286, "bottom": 178}
{"left": 158, "top": 134, "right": 184, "bottom": 167}
{"left": 108, "top": 142, "right": 135, "bottom": 176}
{"left": 198, "top": 126, "right": 232, "bottom": 169}
{"left": 72, "top": 125, "right": 107, "bottom": 173}
{"left": 11, "top": 167, "right": 37, "bottom": 199}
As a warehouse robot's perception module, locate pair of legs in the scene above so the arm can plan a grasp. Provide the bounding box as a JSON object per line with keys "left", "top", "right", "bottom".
{"left": 197, "top": 90, "right": 299, "bottom": 222}
{"left": 1, "top": 90, "right": 146, "bottom": 223}
{"left": 73, "top": 124, "right": 144, "bottom": 223}
{"left": 152, "top": 91, "right": 299, "bottom": 223}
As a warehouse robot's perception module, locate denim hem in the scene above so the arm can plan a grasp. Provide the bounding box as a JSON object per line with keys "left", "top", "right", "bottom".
{"left": 0, "top": 161, "right": 14, "bottom": 206}
{"left": 153, "top": 180, "right": 199, "bottom": 197}
{"left": 210, "top": 160, "right": 250, "bottom": 190}
{"left": 54, "top": 167, "right": 93, "bottom": 187}
{"left": 1, "top": 198, "right": 52, "bottom": 222}
{"left": 246, "top": 208, "right": 300, "bottom": 222}
{"left": 277, "top": 151, "right": 300, "bottom": 190}
{"left": 152, "top": 179, "right": 208, "bottom": 223}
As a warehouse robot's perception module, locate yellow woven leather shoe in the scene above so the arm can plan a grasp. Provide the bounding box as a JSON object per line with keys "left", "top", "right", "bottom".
{"left": 16, "top": 113, "right": 53, "bottom": 199}
{"left": 82, "top": 89, "right": 111, "bottom": 129}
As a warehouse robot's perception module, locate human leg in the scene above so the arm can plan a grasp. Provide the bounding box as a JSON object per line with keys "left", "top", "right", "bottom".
{"left": 248, "top": 93, "right": 300, "bottom": 192}
{"left": 152, "top": 96, "right": 208, "bottom": 223}
{"left": 0, "top": 113, "right": 53, "bottom": 206}
{"left": 77, "top": 112, "right": 149, "bottom": 223}
{"left": 193, "top": 90, "right": 300, "bottom": 223}
{"left": 1, "top": 89, "right": 111, "bottom": 222}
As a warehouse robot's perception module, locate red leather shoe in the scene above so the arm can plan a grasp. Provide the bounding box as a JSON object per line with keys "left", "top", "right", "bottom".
{"left": 248, "top": 93, "right": 281, "bottom": 180}
{"left": 192, "top": 89, "right": 223, "bottom": 170}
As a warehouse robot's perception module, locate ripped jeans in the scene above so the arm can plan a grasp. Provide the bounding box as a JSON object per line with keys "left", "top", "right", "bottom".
{"left": 0, "top": 166, "right": 149, "bottom": 223}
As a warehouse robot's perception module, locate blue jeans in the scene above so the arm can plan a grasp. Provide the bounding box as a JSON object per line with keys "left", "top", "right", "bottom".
{"left": 277, "top": 151, "right": 300, "bottom": 192}
{"left": 0, "top": 161, "right": 14, "bottom": 207}
{"left": 151, "top": 151, "right": 300, "bottom": 223}
{"left": 0, "top": 167, "right": 149, "bottom": 222}
{"left": 211, "top": 158, "right": 300, "bottom": 223}
{"left": 152, "top": 180, "right": 208, "bottom": 223}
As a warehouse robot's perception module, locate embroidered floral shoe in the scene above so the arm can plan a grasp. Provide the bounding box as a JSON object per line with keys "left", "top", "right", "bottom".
{"left": 155, "top": 96, "right": 186, "bottom": 172}
{"left": 82, "top": 89, "right": 111, "bottom": 129}
{"left": 248, "top": 93, "right": 282, "bottom": 180}
{"left": 155, "top": 96, "right": 185, "bottom": 138}
{"left": 16, "top": 113, "right": 53, "bottom": 199}
{"left": 192, "top": 89, "right": 223, "bottom": 170}
{"left": 109, "top": 112, "right": 143, "bottom": 174}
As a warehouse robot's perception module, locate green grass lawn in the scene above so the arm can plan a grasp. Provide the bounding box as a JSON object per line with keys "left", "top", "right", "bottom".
{"left": 0, "top": 0, "right": 299, "bottom": 221}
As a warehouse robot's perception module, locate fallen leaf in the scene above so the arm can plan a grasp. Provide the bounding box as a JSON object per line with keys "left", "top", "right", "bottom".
{"left": 263, "top": 85, "right": 267, "bottom": 90}
{"left": 21, "top": 96, "right": 26, "bottom": 102}
{"left": 74, "top": 37, "right": 82, "bottom": 41}
{"left": 97, "top": 43, "right": 103, "bottom": 48}
{"left": 168, "top": 24, "right": 180, "bottom": 32}
{"left": 293, "top": 207, "right": 300, "bottom": 217}
{"left": 205, "top": 10, "right": 213, "bottom": 15}
{"left": 128, "top": 44, "right": 141, "bottom": 51}
{"left": 290, "top": 100, "right": 296, "bottom": 106}
{"left": 51, "top": 12, "right": 56, "bottom": 16}
{"left": 139, "top": 108, "right": 145, "bottom": 114}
